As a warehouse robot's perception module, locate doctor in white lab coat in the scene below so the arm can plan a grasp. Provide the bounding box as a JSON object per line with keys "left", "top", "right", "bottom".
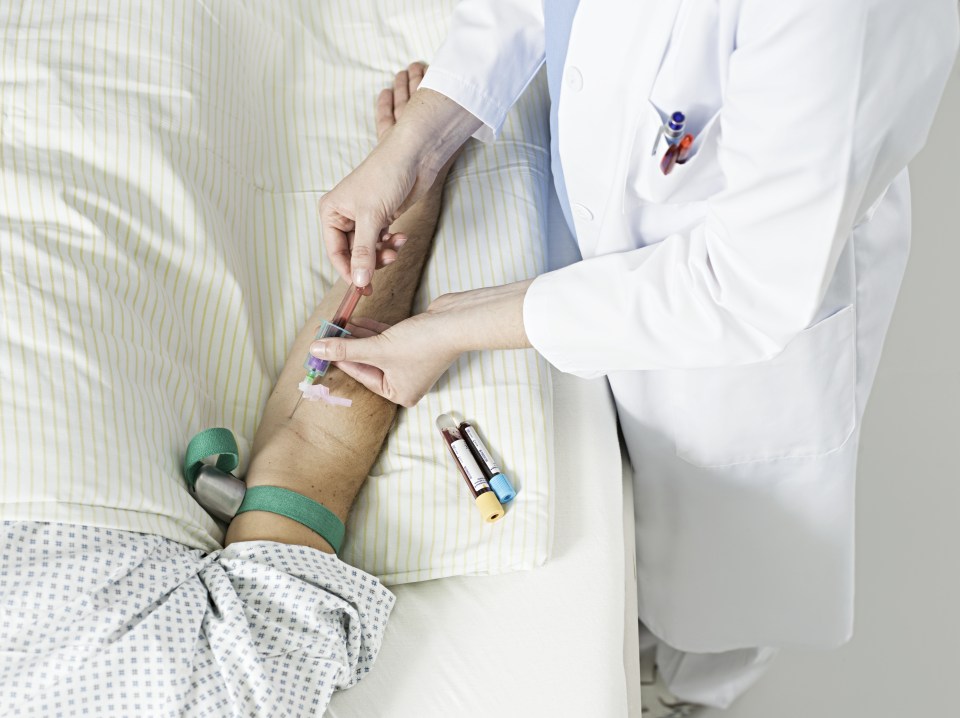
{"left": 312, "top": 0, "right": 959, "bottom": 709}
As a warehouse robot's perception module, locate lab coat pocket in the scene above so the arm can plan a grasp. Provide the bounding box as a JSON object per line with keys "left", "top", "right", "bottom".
{"left": 673, "top": 305, "right": 857, "bottom": 468}
{"left": 623, "top": 101, "right": 724, "bottom": 208}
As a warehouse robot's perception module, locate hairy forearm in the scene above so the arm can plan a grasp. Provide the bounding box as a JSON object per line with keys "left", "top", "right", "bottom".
{"left": 224, "top": 169, "right": 453, "bottom": 551}
{"left": 253, "top": 203, "right": 444, "bottom": 462}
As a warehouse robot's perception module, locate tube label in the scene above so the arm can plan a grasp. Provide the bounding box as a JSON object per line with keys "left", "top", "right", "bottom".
{"left": 451, "top": 439, "right": 489, "bottom": 493}
{"left": 463, "top": 426, "right": 500, "bottom": 475}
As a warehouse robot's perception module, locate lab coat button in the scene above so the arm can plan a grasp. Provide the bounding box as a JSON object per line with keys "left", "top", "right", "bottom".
{"left": 572, "top": 203, "right": 593, "bottom": 221}
{"left": 566, "top": 66, "right": 583, "bottom": 92}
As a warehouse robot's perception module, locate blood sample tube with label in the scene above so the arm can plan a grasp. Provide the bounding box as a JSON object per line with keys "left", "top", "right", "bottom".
{"left": 436, "top": 414, "right": 504, "bottom": 523}
{"left": 458, "top": 420, "right": 516, "bottom": 504}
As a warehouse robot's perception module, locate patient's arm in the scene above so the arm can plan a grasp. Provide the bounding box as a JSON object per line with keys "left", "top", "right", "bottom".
{"left": 224, "top": 63, "right": 445, "bottom": 554}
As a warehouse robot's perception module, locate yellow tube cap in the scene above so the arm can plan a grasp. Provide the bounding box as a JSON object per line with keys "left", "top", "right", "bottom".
{"left": 474, "top": 491, "right": 504, "bottom": 523}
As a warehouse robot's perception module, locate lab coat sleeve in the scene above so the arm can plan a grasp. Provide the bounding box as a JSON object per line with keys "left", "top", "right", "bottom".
{"left": 420, "top": 0, "right": 545, "bottom": 142}
{"left": 523, "top": 0, "right": 959, "bottom": 373}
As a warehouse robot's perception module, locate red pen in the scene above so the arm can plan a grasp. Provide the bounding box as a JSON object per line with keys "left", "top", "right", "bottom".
{"left": 660, "top": 133, "right": 695, "bottom": 175}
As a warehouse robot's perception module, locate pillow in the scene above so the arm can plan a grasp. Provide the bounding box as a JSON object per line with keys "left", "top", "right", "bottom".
{"left": 0, "top": 0, "right": 554, "bottom": 584}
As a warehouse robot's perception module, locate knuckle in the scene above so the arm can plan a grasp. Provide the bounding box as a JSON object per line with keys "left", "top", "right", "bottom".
{"left": 351, "top": 244, "right": 373, "bottom": 259}
{"left": 396, "top": 389, "right": 419, "bottom": 408}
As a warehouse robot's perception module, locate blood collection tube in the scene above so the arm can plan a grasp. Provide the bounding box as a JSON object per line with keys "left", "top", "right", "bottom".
{"left": 291, "top": 283, "right": 366, "bottom": 417}
{"left": 330, "top": 283, "right": 365, "bottom": 327}
{"left": 302, "top": 283, "right": 365, "bottom": 380}
{"left": 436, "top": 414, "right": 504, "bottom": 523}
{"left": 458, "top": 420, "right": 516, "bottom": 504}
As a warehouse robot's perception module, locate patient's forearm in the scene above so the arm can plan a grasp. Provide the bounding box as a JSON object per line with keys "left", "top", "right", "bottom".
{"left": 224, "top": 172, "right": 450, "bottom": 553}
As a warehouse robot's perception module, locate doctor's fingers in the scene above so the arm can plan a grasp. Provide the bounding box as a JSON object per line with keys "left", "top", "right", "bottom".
{"left": 345, "top": 316, "right": 393, "bottom": 336}
{"left": 309, "top": 329, "right": 446, "bottom": 407}
{"left": 309, "top": 336, "right": 394, "bottom": 399}
{"left": 341, "top": 317, "right": 392, "bottom": 340}
{"left": 336, "top": 357, "right": 433, "bottom": 408}
{"left": 317, "top": 199, "right": 380, "bottom": 285}
{"left": 318, "top": 206, "right": 353, "bottom": 282}
{"left": 311, "top": 332, "right": 378, "bottom": 364}
{"left": 349, "top": 226, "right": 378, "bottom": 287}
{"left": 318, "top": 200, "right": 403, "bottom": 284}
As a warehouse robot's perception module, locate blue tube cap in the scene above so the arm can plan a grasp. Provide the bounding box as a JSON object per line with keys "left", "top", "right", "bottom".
{"left": 489, "top": 474, "right": 516, "bottom": 504}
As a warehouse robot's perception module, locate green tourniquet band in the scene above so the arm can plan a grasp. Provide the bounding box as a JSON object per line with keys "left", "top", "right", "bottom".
{"left": 184, "top": 428, "right": 239, "bottom": 489}
{"left": 237, "top": 486, "right": 345, "bottom": 554}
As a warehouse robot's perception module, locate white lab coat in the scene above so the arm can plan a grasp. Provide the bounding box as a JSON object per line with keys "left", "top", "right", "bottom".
{"left": 421, "top": 0, "right": 959, "bottom": 651}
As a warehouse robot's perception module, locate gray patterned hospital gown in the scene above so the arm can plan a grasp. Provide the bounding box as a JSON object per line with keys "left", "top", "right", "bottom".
{"left": 0, "top": 521, "right": 395, "bottom": 717}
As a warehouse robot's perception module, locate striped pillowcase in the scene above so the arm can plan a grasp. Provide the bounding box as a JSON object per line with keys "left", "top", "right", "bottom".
{"left": 0, "top": 0, "right": 554, "bottom": 583}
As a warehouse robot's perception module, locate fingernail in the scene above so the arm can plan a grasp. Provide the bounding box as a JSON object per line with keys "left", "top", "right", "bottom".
{"left": 353, "top": 268, "right": 371, "bottom": 287}
{"left": 310, "top": 341, "right": 327, "bottom": 358}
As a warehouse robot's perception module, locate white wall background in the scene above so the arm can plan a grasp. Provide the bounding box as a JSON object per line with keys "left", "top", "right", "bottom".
{"left": 701, "top": 52, "right": 960, "bottom": 718}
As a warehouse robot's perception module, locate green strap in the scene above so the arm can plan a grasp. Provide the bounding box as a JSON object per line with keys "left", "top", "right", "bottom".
{"left": 184, "top": 428, "right": 239, "bottom": 490}
{"left": 237, "top": 486, "right": 346, "bottom": 554}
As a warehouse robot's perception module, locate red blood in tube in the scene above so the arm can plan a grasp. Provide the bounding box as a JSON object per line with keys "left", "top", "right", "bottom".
{"left": 436, "top": 414, "right": 504, "bottom": 523}
{"left": 331, "top": 284, "right": 365, "bottom": 328}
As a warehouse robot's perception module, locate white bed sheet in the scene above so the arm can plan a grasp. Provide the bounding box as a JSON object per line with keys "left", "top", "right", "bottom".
{"left": 328, "top": 367, "right": 641, "bottom": 718}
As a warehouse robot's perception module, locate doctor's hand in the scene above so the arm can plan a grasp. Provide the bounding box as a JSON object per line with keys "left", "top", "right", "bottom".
{"left": 317, "top": 314, "right": 459, "bottom": 408}
{"left": 309, "top": 281, "right": 534, "bottom": 407}
{"left": 319, "top": 65, "right": 482, "bottom": 289}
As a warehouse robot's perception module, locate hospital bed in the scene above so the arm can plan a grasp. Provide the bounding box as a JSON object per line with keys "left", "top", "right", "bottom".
{"left": 329, "top": 191, "right": 645, "bottom": 718}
